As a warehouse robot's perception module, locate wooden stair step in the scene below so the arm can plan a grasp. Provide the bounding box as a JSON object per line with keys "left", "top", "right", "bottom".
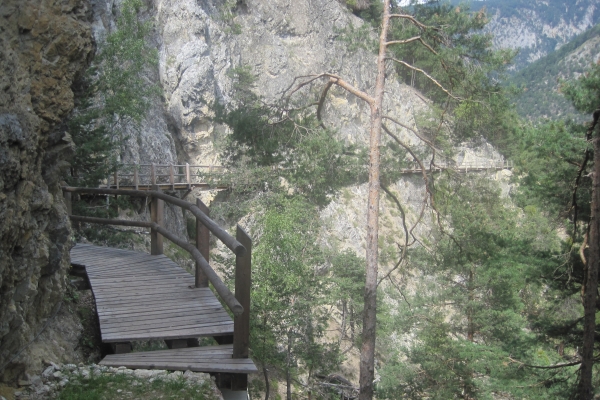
{"left": 100, "top": 344, "right": 258, "bottom": 374}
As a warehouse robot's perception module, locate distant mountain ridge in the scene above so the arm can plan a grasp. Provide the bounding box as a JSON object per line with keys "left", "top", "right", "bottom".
{"left": 508, "top": 23, "right": 600, "bottom": 121}
{"left": 463, "top": 0, "right": 600, "bottom": 70}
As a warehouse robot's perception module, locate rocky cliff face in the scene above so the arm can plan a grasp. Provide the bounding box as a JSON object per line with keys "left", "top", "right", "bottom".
{"left": 0, "top": 0, "right": 93, "bottom": 382}
{"left": 96, "top": 0, "right": 505, "bottom": 263}
{"left": 477, "top": 0, "right": 600, "bottom": 69}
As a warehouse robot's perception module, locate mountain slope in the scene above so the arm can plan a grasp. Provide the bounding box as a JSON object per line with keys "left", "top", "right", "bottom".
{"left": 466, "top": 0, "right": 600, "bottom": 70}
{"left": 509, "top": 23, "right": 600, "bottom": 121}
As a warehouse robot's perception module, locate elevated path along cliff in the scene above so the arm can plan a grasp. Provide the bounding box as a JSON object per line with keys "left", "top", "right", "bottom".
{"left": 63, "top": 185, "right": 257, "bottom": 391}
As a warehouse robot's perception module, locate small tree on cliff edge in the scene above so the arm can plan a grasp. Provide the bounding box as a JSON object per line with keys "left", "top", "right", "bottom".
{"left": 285, "top": 1, "right": 513, "bottom": 398}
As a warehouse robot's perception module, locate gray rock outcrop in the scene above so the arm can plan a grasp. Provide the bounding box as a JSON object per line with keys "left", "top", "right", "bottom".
{"left": 0, "top": 0, "right": 94, "bottom": 383}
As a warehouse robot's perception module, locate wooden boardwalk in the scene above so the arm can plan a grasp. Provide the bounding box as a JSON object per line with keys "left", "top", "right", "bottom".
{"left": 70, "top": 243, "right": 257, "bottom": 375}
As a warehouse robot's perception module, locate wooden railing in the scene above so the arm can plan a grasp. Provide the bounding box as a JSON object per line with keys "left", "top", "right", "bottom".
{"left": 94, "top": 160, "right": 514, "bottom": 191}
{"left": 98, "top": 164, "right": 227, "bottom": 190}
{"left": 400, "top": 159, "right": 514, "bottom": 174}
{"left": 62, "top": 185, "right": 251, "bottom": 357}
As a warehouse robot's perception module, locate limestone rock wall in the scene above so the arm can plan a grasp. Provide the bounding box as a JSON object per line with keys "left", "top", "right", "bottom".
{"left": 0, "top": 0, "right": 94, "bottom": 382}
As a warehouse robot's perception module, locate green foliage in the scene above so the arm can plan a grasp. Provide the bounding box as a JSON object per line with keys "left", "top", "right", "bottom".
{"left": 56, "top": 371, "right": 216, "bottom": 400}
{"left": 377, "top": 176, "right": 571, "bottom": 399}
{"left": 329, "top": 250, "right": 365, "bottom": 345}
{"left": 385, "top": 2, "right": 518, "bottom": 149}
{"left": 68, "top": 0, "right": 160, "bottom": 186}
{"left": 250, "top": 195, "right": 341, "bottom": 397}
{"left": 214, "top": 66, "right": 366, "bottom": 207}
{"left": 509, "top": 24, "right": 600, "bottom": 121}
{"left": 509, "top": 120, "right": 590, "bottom": 219}
{"left": 563, "top": 62, "right": 600, "bottom": 114}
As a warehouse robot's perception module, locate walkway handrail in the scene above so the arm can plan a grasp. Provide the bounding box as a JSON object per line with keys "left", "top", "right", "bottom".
{"left": 62, "top": 187, "right": 245, "bottom": 256}
{"left": 63, "top": 187, "right": 248, "bottom": 318}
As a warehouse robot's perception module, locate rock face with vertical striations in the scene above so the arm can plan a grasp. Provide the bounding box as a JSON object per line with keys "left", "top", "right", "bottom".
{"left": 0, "top": 0, "right": 93, "bottom": 382}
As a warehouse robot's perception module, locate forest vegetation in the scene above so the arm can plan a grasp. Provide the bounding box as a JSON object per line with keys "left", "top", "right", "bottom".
{"left": 69, "top": 0, "right": 600, "bottom": 399}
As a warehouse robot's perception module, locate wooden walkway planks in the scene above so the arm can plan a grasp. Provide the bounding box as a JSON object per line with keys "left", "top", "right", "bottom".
{"left": 100, "top": 344, "right": 258, "bottom": 374}
{"left": 70, "top": 243, "right": 234, "bottom": 343}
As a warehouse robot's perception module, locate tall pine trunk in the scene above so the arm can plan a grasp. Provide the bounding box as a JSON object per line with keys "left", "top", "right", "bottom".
{"left": 359, "top": 1, "right": 391, "bottom": 398}
{"left": 286, "top": 330, "right": 292, "bottom": 400}
{"left": 578, "top": 110, "right": 600, "bottom": 399}
{"left": 263, "top": 366, "right": 270, "bottom": 400}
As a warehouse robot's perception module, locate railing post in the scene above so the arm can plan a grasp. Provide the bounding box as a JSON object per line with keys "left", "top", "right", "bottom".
{"left": 134, "top": 168, "right": 139, "bottom": 190}
{"left": 170, "top": 164, "right": 175, "bottom": 190}
{"left": 151, "top": 163, "right": 156, "bottom": 186}
{"left": 151, "top": 185, "right": 164, "bottom": 255}
{"left": 232, "top": 225, "right": 251, "bottom": 391}
{"left": 195, "top": 199, "right": 209, "bottom": 288}
{"left": 113, "top": 171, "right": 118, "bottom": 189}
{"left": 233, "top": 225, "right": 251, "bottom": 358}
{"left": 63, "top": 192, "right": 73, "bottom": 216}
{"left": 186, "top": 163, "right": 191, "bottom": 189}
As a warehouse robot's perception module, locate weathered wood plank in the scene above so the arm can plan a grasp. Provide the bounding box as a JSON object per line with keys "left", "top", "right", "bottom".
{"left": 96, "top": 305, "right": 224, "bottom": 319}
{"left": 93, "top": 291, "right": 221, "bottom": 304}
{"left": 101, "top": 318, "right": 234, "bottom": 335}
{"left": 101, "top": 310, "right": 230, "bottom": 326}
{"left": 98, "top": 307, "right": 227, "bottom": 323}
{"left": 71, "top": 244, "right": 241, "bottom": 352}
{"left": 101, "top": 325, "right": 234, "bottom": 342}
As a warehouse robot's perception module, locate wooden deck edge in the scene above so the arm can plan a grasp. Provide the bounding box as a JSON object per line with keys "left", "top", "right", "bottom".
{"left": 99, "top": 345, "right": 258, "bottom": 374}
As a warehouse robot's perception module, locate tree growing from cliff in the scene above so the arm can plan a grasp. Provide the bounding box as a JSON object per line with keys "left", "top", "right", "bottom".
{"left": 283, "top": 1, "right": 514, "bottom": 397}
{"left": 68, "top": 0, "right": 159, "bottom": 187}
{"left": 250, "top": 195, "right": 341, "bottom": 400}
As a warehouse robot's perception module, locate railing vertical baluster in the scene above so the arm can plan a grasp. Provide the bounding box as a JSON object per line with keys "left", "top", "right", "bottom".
{"left": 114, "top": 171, "right": 118, "bottom": 189}
{"left": 186, "top": 163, "right": 191, "bottom": 189}
{"left": 170, "top": 164, "right": 175, "bottom": 190}
{"left": 134, "top": 168, "right": 139, "bottom": 190}
{"left": 151, "top": 185, "right": 164, "bottom": 255}
{"left": 64, "top": 191, "right": 72, "bottom": 216}
{"left": 195, "top": 199, "right": 209, "bottom": 288}
{"left": 151, "top": 163, "right": 156, "bottom": 186}
{"left": 232, "top": 224, "right": 251, "bottom": 391}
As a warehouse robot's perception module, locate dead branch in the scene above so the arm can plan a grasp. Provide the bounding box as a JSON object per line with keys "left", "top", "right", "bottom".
{"left": 283, "top": 73, "right": 374, "bottom": 106}
{"left": 508, "top": 356, "right": 588, "bottom": 370}
{"left": 388, "top": 13, "right": 436, "bottom": 31}
{"left": 387, "top": 58, "right": 461, "bottom": 101}
{"left": 316, "top": 80, "right": 334, "bottom": 129}
{"left": 386, "top": 37, "right": 438, "bottom": 55}
{"left": 382, "top": 115, "right": 437, "bottom": 150}
{"left": 385, "top": 36, "right": 422, "bottom": 46}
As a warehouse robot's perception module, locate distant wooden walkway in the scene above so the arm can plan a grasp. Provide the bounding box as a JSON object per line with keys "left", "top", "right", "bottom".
{"left": 76, "top": 160, "right": 514, "bottom": 192}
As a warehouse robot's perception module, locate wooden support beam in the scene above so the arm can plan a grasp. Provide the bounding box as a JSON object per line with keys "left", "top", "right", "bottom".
{"left": 231, "top": 374, "right": 248, "bottom": 391}
{"left": 111, "top": 342, "right": 132, "bottom": 354}
{"left": 165, "top": 339, "right": 188, "bottom": 349}
{"left": 196, "top": 199, "right": 209, "bottom": 288}
{"left": 233, "top": 225, "right": 251, "bottom": 361}
{"left": 151, "top": 185, "right": 164, "bottom": 255}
